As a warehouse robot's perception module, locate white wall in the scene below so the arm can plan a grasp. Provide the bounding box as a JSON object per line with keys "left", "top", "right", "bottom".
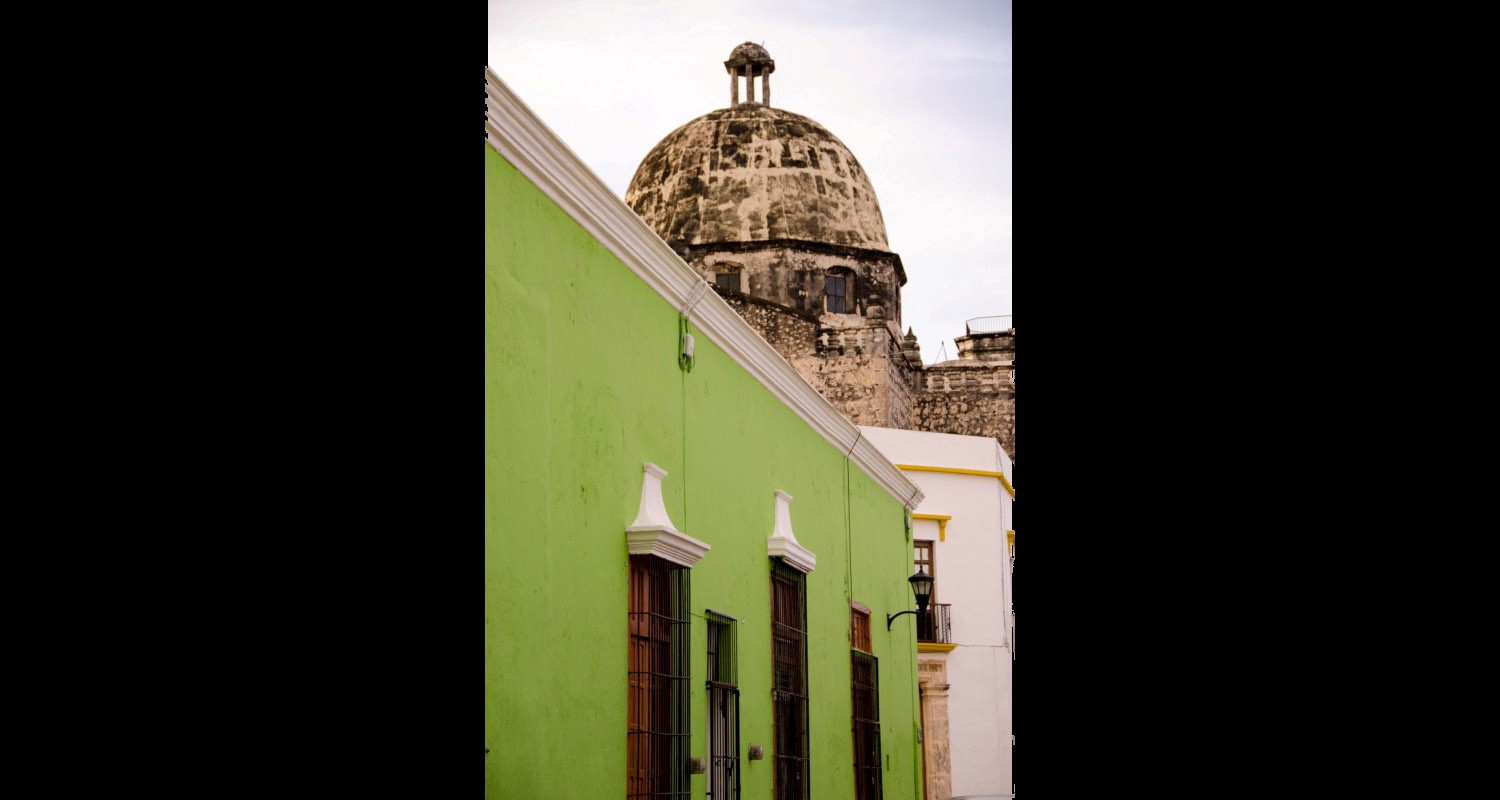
{"left": 860, "top": 426, "right": 1014, "bottom": 798}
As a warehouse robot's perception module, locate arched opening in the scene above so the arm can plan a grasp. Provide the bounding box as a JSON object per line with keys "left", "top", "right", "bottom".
{"left": 713, "top": 263, "right": 743, "bottom": 293}
{"left": 825, "top": 267, "right": 856, "bottom": 315}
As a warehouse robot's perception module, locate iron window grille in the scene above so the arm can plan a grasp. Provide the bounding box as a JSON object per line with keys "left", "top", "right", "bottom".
{"left": 851, "top": 650, "right": 883, "bottom": 800}
{"left": 706, "top": 611, "right": 740, "bottom": 800}
{"left": 771, "top": 560, "right": 810, "bottom": 800}
{"left": 715, "top": 272, "right": 740, "bottom": 292}
{"left": 826, "top": 274, "right": 848, "bottom": 314}
{"left": 628, "top": 556, "right": 691, "bottom": 799}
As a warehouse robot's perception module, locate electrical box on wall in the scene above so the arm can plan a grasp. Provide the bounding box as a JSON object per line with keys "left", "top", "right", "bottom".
{"left": 679, "top": 330, "right": 696, "bottom": 371}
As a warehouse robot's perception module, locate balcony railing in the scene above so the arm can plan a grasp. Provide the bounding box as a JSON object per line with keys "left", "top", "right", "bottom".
{"left": 965, "top": 316, "right": 1013, "bottom": 335}
{"left": 916, "top": 603, "right": 952, "bottom": 644}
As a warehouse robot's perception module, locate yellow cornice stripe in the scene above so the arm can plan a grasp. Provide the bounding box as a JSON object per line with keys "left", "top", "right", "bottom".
{"left": 917, "top": 642, "right": 958, "bottom": 653}
{"left": 912, "top": 513, "right": 952, "bottom": 541}
{"left": 897, "top": 464, "right": 1015, "bottom": 498}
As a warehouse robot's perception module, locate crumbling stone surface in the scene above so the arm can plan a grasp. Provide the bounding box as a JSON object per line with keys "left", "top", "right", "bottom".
{"left": 911, "top": 330, "right": 1014, "bottom": 455}
{"left": 790, "top": 343, "right": 915, "bottom": 429}
{"left": 685, "top": 242, "right": 904, "bottom": 325}
{"left": 718, "top": 287, "right": 1013, "bottom": 445}
{"left": 625, "top": 105, "right": 890, "bottom": 251}
{"left": 913, "top": 361, "right": 1015, "bottom": 459}
{"left": 719, "top": 289, "right": 917, "bottom": 429}
{"left": 883, "top": 350, "right": 915, "bottom": 430}
{"left": 954, "top": 329, "right": 1015, "bottom": 362}
{"left": 718, "top": 291, "right": 817, "bottom": 365}
{"left": 726, "top": 41, "right": 773, "bottom": 68}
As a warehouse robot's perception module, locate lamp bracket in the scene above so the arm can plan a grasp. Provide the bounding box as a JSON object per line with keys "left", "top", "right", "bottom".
{"left": 887, "top": 609, "right": 919, "bottom": 631}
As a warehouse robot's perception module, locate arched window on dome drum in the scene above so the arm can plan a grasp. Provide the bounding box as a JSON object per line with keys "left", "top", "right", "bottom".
{"left": 826, "top": 268, "right": 853, "bottom": 314}
{"left": 714, "top": 265, "right": 742, "bottom": 293}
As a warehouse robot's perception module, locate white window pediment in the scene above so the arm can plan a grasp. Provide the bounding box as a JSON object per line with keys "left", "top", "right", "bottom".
{"left": 767, "top": 490, "right": 816, "bottom": 573}
{"left": 625, "top": 463, "right": 710, "bottom": 568}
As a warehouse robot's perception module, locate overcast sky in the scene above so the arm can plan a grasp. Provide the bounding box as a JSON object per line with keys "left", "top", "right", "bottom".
{"left": 488, "top": 0, "right": 1011, "bottom": 364}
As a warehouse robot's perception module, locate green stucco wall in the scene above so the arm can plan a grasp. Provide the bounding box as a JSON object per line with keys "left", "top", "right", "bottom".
{"left": 486, "top": 143, "right": 923, "bottom": 799}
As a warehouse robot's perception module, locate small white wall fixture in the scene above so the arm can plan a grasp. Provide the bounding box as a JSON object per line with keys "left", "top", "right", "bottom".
{"left": 625, "top": 463, "right": 711, "bottom": 567}
{"left": 767, "top": 491, "right": 816, "bottom": 573}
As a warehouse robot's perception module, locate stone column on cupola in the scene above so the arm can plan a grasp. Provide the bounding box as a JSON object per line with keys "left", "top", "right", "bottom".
{"left": 724, "top": 41, "right": 775, "bottom": 108}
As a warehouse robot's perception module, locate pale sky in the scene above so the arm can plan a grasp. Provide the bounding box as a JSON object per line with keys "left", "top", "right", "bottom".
{"left": 488, "top": 0, "right": 1012, "bottom": 364}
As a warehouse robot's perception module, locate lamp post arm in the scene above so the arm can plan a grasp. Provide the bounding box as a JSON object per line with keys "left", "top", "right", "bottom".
{"left": 887, "top": 609, "right": 920, "bottom": 631}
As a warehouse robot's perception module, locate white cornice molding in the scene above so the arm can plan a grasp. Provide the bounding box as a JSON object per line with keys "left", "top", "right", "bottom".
{"left": 627, "top": 527, "right": 712, "bottom": 568}
{"left": 485, "top": 68, "right": 923, "bottom": 510}
{"left": 767, "top": 491, "right": 816, "bottom": 573}
{"left": 625, "top": 463, "right": 710, "bottom": 568}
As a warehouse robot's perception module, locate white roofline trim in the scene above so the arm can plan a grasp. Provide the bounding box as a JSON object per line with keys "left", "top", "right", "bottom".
{"left": 486, "top": 68, "right": 924, "bottom": 509}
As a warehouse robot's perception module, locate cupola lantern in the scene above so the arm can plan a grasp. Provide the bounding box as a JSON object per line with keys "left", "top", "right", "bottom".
{"left": 725, "top": 41, "right": 775, "bottom": 107}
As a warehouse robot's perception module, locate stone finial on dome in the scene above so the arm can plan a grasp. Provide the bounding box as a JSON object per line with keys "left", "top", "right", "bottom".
{"left": 725, "top": 41, "right": 775, "bottom": 108}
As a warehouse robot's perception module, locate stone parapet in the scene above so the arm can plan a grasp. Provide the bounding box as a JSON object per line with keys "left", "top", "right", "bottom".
{"left": 914, "top": 360, "right": 1014, "bottom": 459}
{"left": 954, "top": 328, "right": 1015, "bottom": 362}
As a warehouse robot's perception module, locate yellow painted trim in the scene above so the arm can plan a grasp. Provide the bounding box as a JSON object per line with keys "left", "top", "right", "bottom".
{"left": 1007, "top": 529, "right": 1015, "bottom": 556}
{"left": 917, "top": 642, "right": 958, "bottom": 653}
{"left": 897, "top": 464, "right": 1015, "bottom": 498}
{"left": 912, "top": 513, "right": 951, "bottom": 541}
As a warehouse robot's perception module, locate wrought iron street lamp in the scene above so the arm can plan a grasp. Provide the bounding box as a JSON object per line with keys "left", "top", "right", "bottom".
{"left": 886, "top": 570, "right": 935, "bottom": 630}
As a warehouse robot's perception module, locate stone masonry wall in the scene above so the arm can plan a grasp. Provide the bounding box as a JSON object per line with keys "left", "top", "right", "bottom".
{"left": 719, "top": 291, "right": 817, "bottom": 365}
{"left": 791, "top": 351, "right": 890, "bottom": 426}
{"left": 719, "top": 290, "right": 916, "bottom": 429}
{"left": 718, "top": 287, "right": 1017, "bottom": 451}
{"left": 797, "top": 315, "right": 916, "bottom": 429}
{"left": 913, "top": 362, "right": 1015, "bottom": 460}
{"left": 884, "top": 346, "right": 915, "bottom": 430}
{"left": 687, "top": 244, "right": 903, "bottom": 326}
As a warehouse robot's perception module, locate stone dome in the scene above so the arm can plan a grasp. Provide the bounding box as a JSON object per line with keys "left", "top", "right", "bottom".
{"left": 625, "top": 104, "right": 891, "bottom": 251}
{"left": 726, "top": 42, "right": 773, "bottom": 69}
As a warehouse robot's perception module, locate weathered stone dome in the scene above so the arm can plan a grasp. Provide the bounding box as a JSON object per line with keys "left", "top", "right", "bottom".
{"left": 625, "top": 104, "right": 891, "bottom": 251}
{"left": 726, "top": 42, "right": 773, "bottom": 68}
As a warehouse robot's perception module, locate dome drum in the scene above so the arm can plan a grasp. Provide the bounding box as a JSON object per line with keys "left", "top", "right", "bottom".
{"left": 684, "top": 242, "right": 904, "bottom": 329}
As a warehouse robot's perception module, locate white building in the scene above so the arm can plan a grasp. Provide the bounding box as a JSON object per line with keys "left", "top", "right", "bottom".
{"left": 860, "top": 426, "right": 1015, "bottom": 800}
